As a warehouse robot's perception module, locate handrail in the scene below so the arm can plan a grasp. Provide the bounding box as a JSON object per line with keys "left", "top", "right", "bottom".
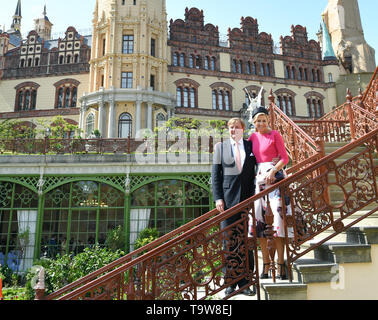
{"left": 275, "top": 127, "right": 377, "bottom": 188}
{"left": 48, "top": 174, "right": 293, "bottom": 300}
{"left": 46, "top": 207, "right": 221, "bottom": 300}
{"left": 268, "top": 100, "right": 323, "bottom": 176}
{"left": 47, "top": 127, "right": 378, "bottom": 300}
{"left": 267, "top": 94, "right": 321, "bottom": 172}
{"left": 361, "top": 66, "right": 378, "bottom": 103}
{"left": 282, "top": 127, "right": 378, "bottom": 271}
{"left": 270, "top": 104, "right": 318, "bottom": 147}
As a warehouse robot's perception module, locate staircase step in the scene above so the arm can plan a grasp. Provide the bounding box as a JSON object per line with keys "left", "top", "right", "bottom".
{"left": 261, "top": 283, "right": 307, "bottom": 300}
{"left": 289, "top": 215, "right": 378, "bottom": 261}
{"left": 313, "top": 243, "right": 372, "bottom": 264}
{"left": 292, "top": 259, "right": 338, "bottom": 284}
{"left": 348, "top": 226, "right": 378, "bottom": 244}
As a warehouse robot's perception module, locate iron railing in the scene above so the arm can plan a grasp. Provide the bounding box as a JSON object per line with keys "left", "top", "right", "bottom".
{"left": 41, "top": 126, "right": 377, "bottom": 300}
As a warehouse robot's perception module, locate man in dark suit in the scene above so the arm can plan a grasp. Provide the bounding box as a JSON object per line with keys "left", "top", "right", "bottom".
{"left": 212, "top": 118, "right": 256, "bottom": 297}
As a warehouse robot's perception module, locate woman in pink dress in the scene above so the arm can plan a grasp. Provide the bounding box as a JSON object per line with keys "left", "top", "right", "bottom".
{"left": 248, "top": 107, "right": 293, "bottom": 280}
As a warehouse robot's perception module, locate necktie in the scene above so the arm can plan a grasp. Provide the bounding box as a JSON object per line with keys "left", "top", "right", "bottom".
{"left": 235, "top": 142, "right": 242, "bottom": 172}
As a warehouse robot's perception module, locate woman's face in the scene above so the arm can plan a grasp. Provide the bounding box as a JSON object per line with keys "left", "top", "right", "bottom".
{"left": 254, "top": 114, "right": 269, "bottom": 133}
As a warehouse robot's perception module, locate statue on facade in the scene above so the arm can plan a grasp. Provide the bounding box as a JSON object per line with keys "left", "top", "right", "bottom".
{"left": 245, "top": 87, "right": 264, "bottom": 128}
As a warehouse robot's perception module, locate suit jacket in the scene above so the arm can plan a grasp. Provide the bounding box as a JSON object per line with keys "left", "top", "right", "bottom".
{"left": 212, "top": 139, "right": 256, "bottom": 211}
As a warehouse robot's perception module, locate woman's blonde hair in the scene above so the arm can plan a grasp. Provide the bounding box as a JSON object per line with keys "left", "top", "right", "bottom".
{"left": 227, "top": 118, "right": 245, "bottom": 130}
{"left": 252, "top": 112, "right": 269, "bottom": 124}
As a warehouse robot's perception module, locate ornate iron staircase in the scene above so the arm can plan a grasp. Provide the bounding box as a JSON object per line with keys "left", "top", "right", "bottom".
{"left": 41, "top": 68, "right": 377, "bottom": 300}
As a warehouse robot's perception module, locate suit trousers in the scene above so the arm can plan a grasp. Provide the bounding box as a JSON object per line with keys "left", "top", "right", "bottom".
{"left": 221, "top": 212, "right": 255, "bottom": 289}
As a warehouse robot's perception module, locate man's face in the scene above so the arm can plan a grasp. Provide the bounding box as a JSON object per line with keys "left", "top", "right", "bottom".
{"left": 228, "top": 121, "right": 244, "bottom": 142}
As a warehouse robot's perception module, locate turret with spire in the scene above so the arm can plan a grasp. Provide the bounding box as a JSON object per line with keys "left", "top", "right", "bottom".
{"left": 9, "top": 0, "right": 22, "bottom": 35}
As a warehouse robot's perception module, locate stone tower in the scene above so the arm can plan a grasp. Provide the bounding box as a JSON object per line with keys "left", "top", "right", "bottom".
{"left": 34, "top": 5, "right": 53, "bottom": 41}
{"left": 322, "top": 0, "right": 376, "bottom": 74}
{"left": 79, "top": 0, "right": 175, "bottom": 138}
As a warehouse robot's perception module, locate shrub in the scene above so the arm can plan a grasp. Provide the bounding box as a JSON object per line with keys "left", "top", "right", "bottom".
{"left": 3, "top": 287, "right": 27, "bottom": 300}
{"left": 0, "top": 265, "right": 18, "bottom": 287}
{"left": 25, "top": 245, "right": 125, "bottom": 299}
{"left": 134, "top": 228, "right": 160, "bottom": 252}
{"left": 105, "top": 225, "right": 126, "bottom": 252}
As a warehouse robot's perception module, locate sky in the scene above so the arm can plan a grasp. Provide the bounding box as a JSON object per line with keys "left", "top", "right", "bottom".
{"left": 0, "top": 0, "right": 376, "bottom": 62}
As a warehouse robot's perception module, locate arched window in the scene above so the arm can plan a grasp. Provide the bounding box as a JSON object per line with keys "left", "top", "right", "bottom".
{"left": 285, "top": 66, "right": 290, "bottom": 79}
{"left": 204, "top": 57, "right": 209, "bottom": 70}
{"left": 183, "top": 88, "right": 189, "bottom": 107}
{"left": 260, "top": 63, "right": 265, "bottom": 76}
{"left": 305, "top": 92, "right": 325, "bottom": 118}
{"left": 311, "top": 69, "right": 316, "bottom": 82}
{"left": 179, "top": 53, "right": 185, "bottom": 67}
{"left": 291, "top": 66, "right": 296, "bottom": 80}
{"left": 190, "top": 88, "right": 195, "bottom": 108}
{"left": 288, "top": 97, "right": 294, "bottom": 115}
{"left": 54, "top": 79, "right": 80, "bottom": 109}
{"left": 176, "top": 87, "right": 182, "bottom": 107}
{"left": 307, "top": 99, "right": 313, "bottom": 118}
{"left": 298, "top": 67, "right": 303, "bottom": 81}
{"left": 85, "top": 113, "right": 95, "bottom": 138}
{"left": 309, "top": 99, "right": 323, "bottom": 118}
{"left": 118, "top": 113, "right": 132, "bottom": 138}
{"left": 317, "top": 69, "right": 322, "bottom": 82}
{"left": 218, "top": 90, "right": 223, "bottom": 110}
{"left": 31, "top": 90, "right": 37, "bottom": 110}
{"left": 266, "top": 63, "right": 271, "bottom": 76}
{"left": 71, "top": 87, "right": 77, "bottom": 107}
{"left": 175, "top": 79, "right": 199, "bottom": 108}
{"left": 189, "top": 55, "right": 194, "bottom": 68}
{"left": 238, "top": 60, "right": 242, "bottom": 74}
{"left": 173, "top": 52, "right": 178, "bottom": 66}
{"left": 210, "top": 57, "right": 216, "bottom": 71}
{"left": 232, "top": 59, "right": 237, "bottom": 73}
{"left": 253, "top": 62, "right": 257, "bottom": 75}
{"left": 156, "top": 113, "right": 166, "bottom": 127}
{"left": 18, "top": 91, "right": 24, "bottom": 109}
{"left": 304, "top": 68, "right": 308, "bottom": 81}
{"left": 57, "top": 88, "right": 64, "bottom": 108}
{"left": 212, "top": 90, "right": 217, "bottom": 110}
{"left": 225, "top": 92, "right": 230, "bottom": 111}
{"left": 64, "top": 88, "right": 71, "bottom": 108}
{"left": 195, "top": 55, "right": 201, "bottom": 69}
{"left": 246, "top": 61, "right": 251, "bottom": 74}
{"left": 211, "top": 86, "right": 233, "bottom": 111}
{"left": 275, "top": 89, "right": 296, "bottom": 116}
{"left": 24, "top": 91, "right": 31, "bottom": 110}
{"left": 15, "top": 82, "right": 40, "bottom": 111}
